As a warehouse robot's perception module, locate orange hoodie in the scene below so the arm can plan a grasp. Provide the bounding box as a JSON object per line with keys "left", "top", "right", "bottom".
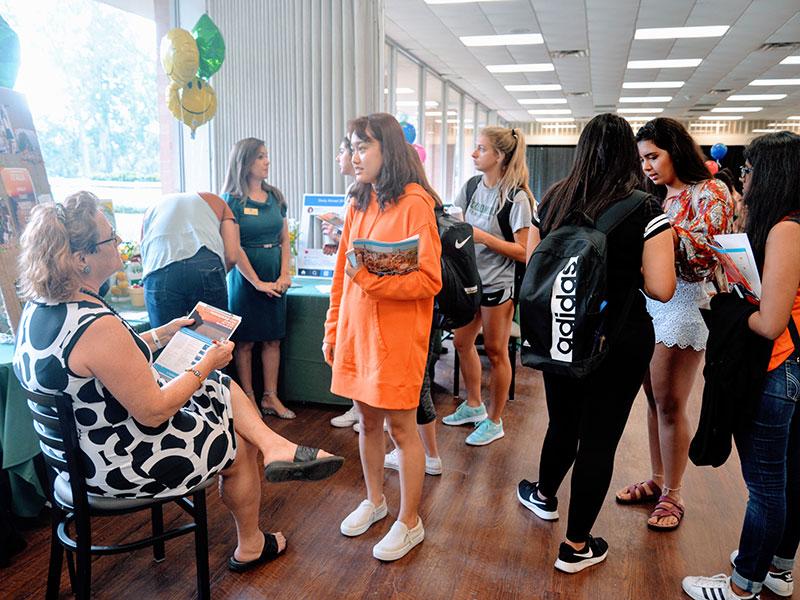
{"left": 324, "top": 183, "right": 442, "bottom": 409}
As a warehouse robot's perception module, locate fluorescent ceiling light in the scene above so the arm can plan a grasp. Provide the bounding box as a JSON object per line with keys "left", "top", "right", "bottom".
{"left": 727, "top": 94, "right": 786, "bottom": 101}
{"left": 627, "top": 59, "right": 702, "bottom": 69}
{"left": 424, "top": 0, "right": 505, "bottom": 3}
{"left": 689, "top": 122, "right": 727, "bottom": 128}
{"left": 425, "top": 110, "right": 458, "bottom": 116}
{"left": 461, "top": 33, "right": 543, "bottom": 47}
{"left": 623, "top": 81, "right": 684, "bottom": 89}
{"left": 788, "top": 116, "right": 800, "bottom": 120}
{"left": 527, "top": 109, "right": 572, "bottom": 115}
{"left": 699, "top": 115, "right": 743, "bottom": 120}
{"left": 634, "top": 26, "right": 729, "bottom": 40}
{"left": 619, "top": 96, "right": 672, "bottom": 103}
{"left": 617, "top": 108, "right": 663, "bottom": 114}
{"left": 505, "top": 84, "right": 562, "bottom": 92}
{"left": 779, "top": 56, "right": 800, "bottom": 65}
{"left": 620, "top": 116, "right": 656, "bottom": 121}
{"left": 383, "top": 87, "right": 416, "bottom": 95}
{"left": 518, "top": 98, "right": 568, "bottom": 105}
{"left": 487, "top": 63, "right": 554, "bottom": 73}
{"left": 750, "top": 79, "right": 800, "bottom": 86}
{"left": 767, "top": 122, "right": 800, "bottom": 127}
{"left": 396, "top": 100, "right": 439, "bottom": 107}
{"left": 536, "top": 117, "right": 575, "bottom": 122}
{"left": 711, "top": 106, "right": 762, "bottom": 113}
{"left": 751, "top": 129, "right": 779, "bottom": 133}
{"left": 541, "top": 124, "right": 577, "bottom": 129}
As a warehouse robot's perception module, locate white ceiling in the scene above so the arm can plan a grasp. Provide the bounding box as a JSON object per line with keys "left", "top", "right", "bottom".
{"left": 385, "top": 0, "right": 800, "bottom": 123}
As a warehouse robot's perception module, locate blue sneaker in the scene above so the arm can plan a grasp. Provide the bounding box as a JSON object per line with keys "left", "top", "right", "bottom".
{"left": 465, "top": 418, "right": 504, "bottom": 446}
{"left": 442, "top": 401, "right": 487, "bottom": 426}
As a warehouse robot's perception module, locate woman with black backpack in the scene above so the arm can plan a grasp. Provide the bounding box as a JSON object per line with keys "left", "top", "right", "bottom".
{"left": 516, "top": 113, "right": 676, "bottom": 573}
{"left": 682, "top": 131, "right": 800, "bottom": 600}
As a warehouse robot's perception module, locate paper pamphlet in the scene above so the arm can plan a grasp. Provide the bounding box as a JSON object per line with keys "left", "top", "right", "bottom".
{"left": 154, "top": 302, "right": 241, "bottom": 381}
{"left": 350, "top": 234, "right": 420, "bottom": 276}
{"left": 710, "top": 233, "right": 762, "bottom": 300}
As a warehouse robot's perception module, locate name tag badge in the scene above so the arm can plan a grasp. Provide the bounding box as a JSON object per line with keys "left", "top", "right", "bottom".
{"left": 243, "top": 207, "right": 259, "bottom": 216}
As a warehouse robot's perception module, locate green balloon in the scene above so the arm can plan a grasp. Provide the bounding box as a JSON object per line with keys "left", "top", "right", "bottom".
{"left": 0, "top": 15, "right": 21, "bottom": 89}
{"left": 192, "top": 13, "right": 225, "bottom": 80}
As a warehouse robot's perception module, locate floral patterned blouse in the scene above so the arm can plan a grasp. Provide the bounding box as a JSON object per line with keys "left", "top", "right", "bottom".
{"left": 663, "top": 178, "right": 734, "bottom": 283}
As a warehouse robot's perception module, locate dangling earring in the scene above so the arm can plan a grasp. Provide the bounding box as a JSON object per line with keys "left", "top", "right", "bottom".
{"left": 82, "top": 265, "right": 91, "bottom": 274}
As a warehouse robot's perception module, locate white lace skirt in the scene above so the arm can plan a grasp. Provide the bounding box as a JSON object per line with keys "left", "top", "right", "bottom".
{"left": 645, "top": 279, "right": 709, "bottom": 351}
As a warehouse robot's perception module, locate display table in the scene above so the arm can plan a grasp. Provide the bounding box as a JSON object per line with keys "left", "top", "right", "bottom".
{"left": 280, "top": 277, "right": 349, "bottom": 406}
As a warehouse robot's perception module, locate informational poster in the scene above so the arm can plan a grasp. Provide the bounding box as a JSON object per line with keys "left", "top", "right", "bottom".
{"left": 0, "top": 87, "right": 53, "bottom": 337}
{"left": 297, "top": 193, "right": 346, "bottom": 278}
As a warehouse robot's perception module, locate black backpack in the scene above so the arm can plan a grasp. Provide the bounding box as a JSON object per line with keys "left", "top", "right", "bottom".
{"left": 464, "top": 175, "right": 528, "bottom": 304}
{"left": 433, "top": 204, "right": 482, "bottom": 329}
{"left": 519, "top": 191, "right": 646, "bottom": 378}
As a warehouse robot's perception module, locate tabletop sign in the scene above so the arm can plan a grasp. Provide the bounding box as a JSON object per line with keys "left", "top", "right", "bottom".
{"left": 297, "top": 193, "right": 346, "bottom": 278}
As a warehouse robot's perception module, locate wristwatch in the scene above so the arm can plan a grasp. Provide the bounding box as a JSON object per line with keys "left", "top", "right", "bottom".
{"left": 184, "top": 367, "right": 204, "bottom": 389}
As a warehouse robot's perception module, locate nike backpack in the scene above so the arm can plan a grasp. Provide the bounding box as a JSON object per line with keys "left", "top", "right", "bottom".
{"left": 519, "top": 191, "right": 645, "bottom": 378}
{"left": 433, "top": 204, "right": 482, "bottom": 330}
{"left": 464, "top": 175, "right": 529, "bottom": 304}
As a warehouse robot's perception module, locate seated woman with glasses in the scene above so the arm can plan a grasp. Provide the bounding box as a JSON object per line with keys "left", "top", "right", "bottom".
{"left": 12, "top": 192, "right": 344, "bottom": 572}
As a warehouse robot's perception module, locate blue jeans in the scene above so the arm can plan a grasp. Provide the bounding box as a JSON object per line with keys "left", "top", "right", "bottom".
{"left": 732, "top": 353, "right": 800, "bottom": 594}
{"left": 143, "top": 247, "right": 228, "bottom": 329}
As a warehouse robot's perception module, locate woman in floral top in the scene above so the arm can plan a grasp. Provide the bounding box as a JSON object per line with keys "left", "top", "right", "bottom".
{"left": 615, "top": 118, "right": 733, "bottom": 531}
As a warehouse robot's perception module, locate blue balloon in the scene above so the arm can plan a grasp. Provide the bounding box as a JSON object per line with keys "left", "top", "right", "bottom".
{"left": 710, "top": 143, "right": 728, "bottom": 161}
{"left": 401, "top": 121, "right": 416, "bottom": 144}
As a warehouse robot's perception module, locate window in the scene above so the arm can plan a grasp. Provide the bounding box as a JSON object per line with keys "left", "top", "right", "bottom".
{"left": 394, "top": 53, "right": 421, "bottom": 141}
{"left": 461, "top": 97, "right": 476, "bottom": 191}
{"left": 383, "top": 42, "right": 392, "bottom": 112}
{"left": 423, "top": 71, "right": 444, "bottom": 195}
{"left": 445, "top": 85, "right": 461, "bottom": 201}
{"left": 0, "top": 0, "right": 160, "bottom": 243}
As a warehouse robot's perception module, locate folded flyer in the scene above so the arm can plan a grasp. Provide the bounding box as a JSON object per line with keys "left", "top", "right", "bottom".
{"left": 154, "top": 302, "right": 242, "bottom": 381}
{"left": 710, "top": 233, "right": 762, "bottom": 300}
{"left": 348, "top": 234, "right": 419, "bottom": 276}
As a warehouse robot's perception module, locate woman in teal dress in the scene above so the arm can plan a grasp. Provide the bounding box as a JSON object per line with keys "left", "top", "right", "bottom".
{"left": 222, "top": 137, "right": 295, "bottom": 419}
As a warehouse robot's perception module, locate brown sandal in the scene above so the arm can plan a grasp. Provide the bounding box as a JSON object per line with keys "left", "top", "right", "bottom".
{"left": 615, "top": 479, "right": 662, "bottom": 505}
{"left": 647, "top": 495, "right": 685, "bottom": 531}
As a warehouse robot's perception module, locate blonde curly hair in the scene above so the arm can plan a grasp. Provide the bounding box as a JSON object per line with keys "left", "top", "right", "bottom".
{"left": 18, "top": 191, "right": 99, "bottom": 302}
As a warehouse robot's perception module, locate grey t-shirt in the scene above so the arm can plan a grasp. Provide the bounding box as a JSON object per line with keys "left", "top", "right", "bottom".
{"left": 454, "top": 177, "right": 533, "bottom": 292}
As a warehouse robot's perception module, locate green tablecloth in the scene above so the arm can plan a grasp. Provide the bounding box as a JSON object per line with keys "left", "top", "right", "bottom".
{"left": 280, "top": 277, "right": 349, "bottom": 406}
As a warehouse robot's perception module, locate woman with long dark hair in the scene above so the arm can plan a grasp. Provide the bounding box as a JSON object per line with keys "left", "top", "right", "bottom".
{"left": 517, "top": 113, "right": 675, "bottom": 573}
{"left": 615, "top": 118, "right": 733, "bottom": 531}
{"left": 222, "top": 138, "right": 295, "bottom": 420}
{"left": 323, "top": 113, "right": 442, "bottom": 561}
{"left": 682, "top": 131, "right": 800, "bottom": 600}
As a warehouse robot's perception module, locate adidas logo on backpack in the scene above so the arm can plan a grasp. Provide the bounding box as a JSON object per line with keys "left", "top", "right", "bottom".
{"left": 519, "top": 191, "right": 646, "bottom": 378}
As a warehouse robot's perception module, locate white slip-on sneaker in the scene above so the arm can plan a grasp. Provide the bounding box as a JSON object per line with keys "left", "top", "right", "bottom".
{"left": 383, "top": 449, "right": 443, "bottom": 476}
{"left": 372, "top": 518, "right": 425, "bottom": 561}
{"left": 730, "top": 550, "right": 792, "bottom": 597}
{"left": 330, "top": 406, "right": 358, "bottom": 428}
{"left": 340, "top": 497, "right": 388, "bottom": 537}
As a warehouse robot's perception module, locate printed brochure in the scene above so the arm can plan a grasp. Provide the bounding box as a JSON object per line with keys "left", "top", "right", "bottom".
{"left": 348, "top": 235, "right": 420, "bottom": 276}
{"left": 710, "top": 233, "right": 762, "bottom": 300}
{"left": 154, "top": 302, "right": 241, "bottom": 381}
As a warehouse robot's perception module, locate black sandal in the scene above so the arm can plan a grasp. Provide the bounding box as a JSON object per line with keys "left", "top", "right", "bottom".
{"left": 263, "top": 445, "right": 344, "bottom": 483}
{"left": 227, "top": 532, "right": 285, "bottom": 572}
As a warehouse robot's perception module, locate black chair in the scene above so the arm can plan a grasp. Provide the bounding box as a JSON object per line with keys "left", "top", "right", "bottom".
{"left": 25, "top": 389, "right": 213, "bottom": 600}
{"left": 450, "top": 320, "right": 520, "bottom": 401}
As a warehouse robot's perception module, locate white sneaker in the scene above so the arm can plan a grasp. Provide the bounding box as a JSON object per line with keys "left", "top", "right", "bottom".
{"left": 340, "top": 497, "right": 388, "bottom": 537}
{"left": 681, "top": 574, "right": 758, "bottom": 600}
{"left": 330, "top": 406, "right": 358, "bottom": 428}
{"left": 372, "top": 518, "right": 425, "bottom": 561}
{"left": 353, "top": 419, "right": 389, "bottom": 433}
{"left": 731, "top": 550, "right": 792, "bottom": 597}
{"left": 383, "top": 449, "right": 443, "bottom": 476}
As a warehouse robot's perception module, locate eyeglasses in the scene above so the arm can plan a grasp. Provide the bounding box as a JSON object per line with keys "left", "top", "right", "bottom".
{"left": 740, "top": 165, "right": 753, "bottom": 179}
{"left": 94, "top": 229, "right": 118, "bottom": 249}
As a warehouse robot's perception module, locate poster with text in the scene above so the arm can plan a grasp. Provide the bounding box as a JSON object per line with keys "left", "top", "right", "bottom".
{"left": 297, "top": 193, "right": 346, "bottom": 278}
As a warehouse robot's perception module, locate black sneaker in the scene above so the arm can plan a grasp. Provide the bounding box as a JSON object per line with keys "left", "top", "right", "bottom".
{"left": 554, "top": 535, "right": 609, "bottom": 574}
{"left": 517, "top": 479, "right": 559, "bottom": 521}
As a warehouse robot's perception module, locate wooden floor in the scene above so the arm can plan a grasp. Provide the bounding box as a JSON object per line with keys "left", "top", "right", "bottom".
{"left": 2, "top": 342, "right": 753, "bottom": 600}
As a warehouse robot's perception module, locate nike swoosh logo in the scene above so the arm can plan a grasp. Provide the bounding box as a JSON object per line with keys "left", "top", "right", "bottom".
{"left": 455, "top": 236, "right": 471, "bottom": 249}
{"left": 574, "top": 550, "right": 593, "bottom": 558}
{"left": 486, "top": 296, "right": 498, "bottom": 302}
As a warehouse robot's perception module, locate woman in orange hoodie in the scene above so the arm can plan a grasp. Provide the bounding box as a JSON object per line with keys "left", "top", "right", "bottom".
{"left": 323, "top": 113, "right": 442, "bottom": 562}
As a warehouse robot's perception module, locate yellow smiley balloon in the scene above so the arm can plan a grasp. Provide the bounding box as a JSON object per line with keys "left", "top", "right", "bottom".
{"left": 166, "top": 78, "right": 217, "bottom": 136}
{"left": 160, "top": 28, "right": 199, "bottom": 86}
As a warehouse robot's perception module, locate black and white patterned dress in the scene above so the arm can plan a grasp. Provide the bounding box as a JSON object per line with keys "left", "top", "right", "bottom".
{"left": 13, "top": 299, "right": 237, "bottom": 498}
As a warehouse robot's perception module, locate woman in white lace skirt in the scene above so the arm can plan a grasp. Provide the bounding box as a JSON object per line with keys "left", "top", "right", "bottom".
{"left": 615, "top": 118, "right": 734, "bottom": 530}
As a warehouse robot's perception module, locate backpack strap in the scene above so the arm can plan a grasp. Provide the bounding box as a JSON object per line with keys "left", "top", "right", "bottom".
{"left": 595, "top": 190, "right": 647, "bottom": 234}
{"left": 464, "top": 175, "right": 482, "bottom": 212}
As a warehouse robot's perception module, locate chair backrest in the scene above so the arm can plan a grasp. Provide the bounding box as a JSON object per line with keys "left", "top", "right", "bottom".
{"left": 26, "top": 389, "right": 91, "bottom": 514}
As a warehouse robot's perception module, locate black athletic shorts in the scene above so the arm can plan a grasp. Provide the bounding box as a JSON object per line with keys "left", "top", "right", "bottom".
{"left": 480, "top": 286, "right": 513, "bottom": 307}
